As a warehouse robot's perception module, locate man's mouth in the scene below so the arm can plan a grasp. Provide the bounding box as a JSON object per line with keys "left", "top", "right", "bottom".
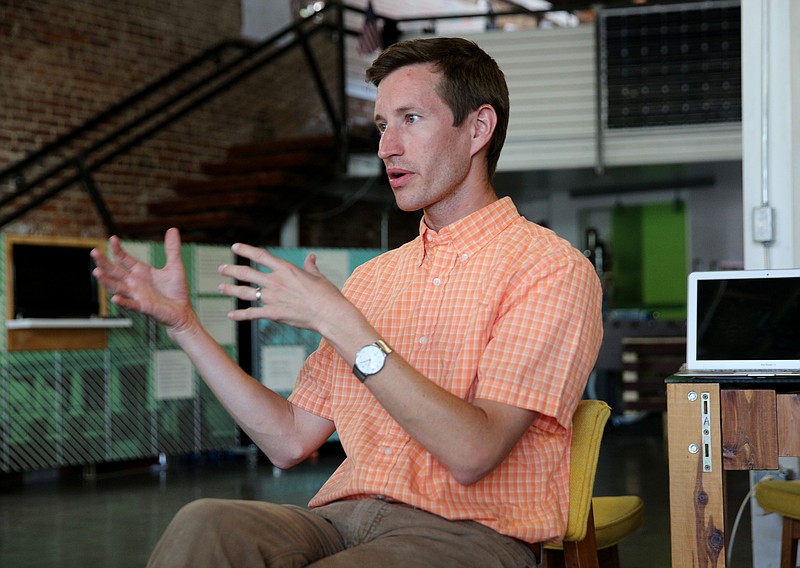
{"left": 386, "top": 167, "right": 413, "bottom": 189}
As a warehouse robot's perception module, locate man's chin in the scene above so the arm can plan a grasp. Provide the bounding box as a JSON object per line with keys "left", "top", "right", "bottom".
{"left": 391, "top": 191, "right": 425, "bottom": 213}
{"left": 395, "top": 202, "right": 423, "bottom": 213}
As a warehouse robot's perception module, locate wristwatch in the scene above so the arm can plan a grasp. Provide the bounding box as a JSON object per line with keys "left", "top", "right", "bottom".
{"left": 353, "top": 339, "right": 393, "bottom": 382}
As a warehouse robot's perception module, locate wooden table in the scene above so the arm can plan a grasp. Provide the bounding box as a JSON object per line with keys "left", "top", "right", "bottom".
{"left": 666, "top": 376, "right": 800, "bottom": 567}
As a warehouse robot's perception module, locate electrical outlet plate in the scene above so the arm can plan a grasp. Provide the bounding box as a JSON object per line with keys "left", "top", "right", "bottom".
{"left": 753, "top": 206, "right": 775, "bottom": 243}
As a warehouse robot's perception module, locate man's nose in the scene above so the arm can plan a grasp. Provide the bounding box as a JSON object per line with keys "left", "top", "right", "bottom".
{"left": 377, "top": 128, "right": 401, "bottom": 159}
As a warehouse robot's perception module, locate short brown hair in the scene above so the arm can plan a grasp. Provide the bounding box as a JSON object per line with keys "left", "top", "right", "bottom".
{"left": 366, "top": 37, "right": 509, "bottom": 179}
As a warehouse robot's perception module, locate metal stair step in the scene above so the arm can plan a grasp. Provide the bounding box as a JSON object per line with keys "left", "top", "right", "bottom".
{"left": 171, "top": 170, "right": 304, "bottom": 195}
{"left": 201, "top": 150, "right": 334, "bottom": 176}
{"left": 148, "top": 188, "right": 296, "bottom": 215}
{"left": 226, "top": 135, "right": 336, "bottom": 160}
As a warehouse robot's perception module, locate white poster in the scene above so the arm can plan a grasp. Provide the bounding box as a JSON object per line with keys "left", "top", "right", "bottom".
{"left": 154, "top": 350, "right": 195, "bottom": 400}
{"left": 309, "top": 250, "right": 350, "bottom": 290}
{"left": 196, "top": 297, "right": 236, "bottom": 345}
{"left": 195, "top": 246, "right": 234, "bottom": 294}
{"left": 119, "top": 241, "right": 152, "bottom": 264}
{"left": 260, "top": 345, "right": 307, "bottom": 392}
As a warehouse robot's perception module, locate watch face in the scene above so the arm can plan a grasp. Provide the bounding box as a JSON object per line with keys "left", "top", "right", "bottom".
{"left": 355, "top": 344, "right": 385, "bottom": 375}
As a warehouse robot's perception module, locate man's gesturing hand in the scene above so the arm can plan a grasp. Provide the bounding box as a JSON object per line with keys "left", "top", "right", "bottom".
{"left": 90, "top": 228, "right": 197, "bottom": 336}
{"left": 218, "top": 243, "right": 360, "bottom": 336}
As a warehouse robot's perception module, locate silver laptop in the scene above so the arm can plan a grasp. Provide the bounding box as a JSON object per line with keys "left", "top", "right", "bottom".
{"left": 676, "top": 269, "right": 800, "bottom": 377}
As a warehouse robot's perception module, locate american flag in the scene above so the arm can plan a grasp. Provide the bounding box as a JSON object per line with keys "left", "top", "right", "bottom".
{"left": 358, "top": 1, "right": 382, "bottom": 55}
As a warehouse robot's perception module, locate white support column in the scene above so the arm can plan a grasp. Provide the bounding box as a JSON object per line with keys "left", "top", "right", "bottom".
{"left": 742, "top": 2, "right": 800, "bottom": 567}
{"left": 280, "top": 211, "right": 300, "bottom": 247}
{"left": 741, "top": 0, "right": 800, "bottom": 270}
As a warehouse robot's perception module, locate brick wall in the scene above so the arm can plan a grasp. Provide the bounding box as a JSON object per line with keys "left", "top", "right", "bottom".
{"left": 0, "top": 0, "right": 343, "bottom": 239}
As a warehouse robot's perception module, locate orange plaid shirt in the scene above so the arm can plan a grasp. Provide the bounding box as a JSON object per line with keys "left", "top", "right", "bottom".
{"left": 289, "top": 197, "right": 603, "bottom": 543}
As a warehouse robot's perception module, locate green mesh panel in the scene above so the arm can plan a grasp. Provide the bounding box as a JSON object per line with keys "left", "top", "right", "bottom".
{"left": 0, "top": 238, "right": 237, "bottom": 473}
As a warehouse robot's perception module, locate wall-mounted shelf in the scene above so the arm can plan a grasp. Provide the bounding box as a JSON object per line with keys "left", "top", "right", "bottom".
{"left": 5, "top": 318, "right": 134, "bottom": 351}
{"left": 6, "top": 318, "right": 133, "bottom": 330}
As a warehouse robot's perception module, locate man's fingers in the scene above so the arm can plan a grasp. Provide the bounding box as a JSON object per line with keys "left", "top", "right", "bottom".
{"left": 164, "top": 228, "right": 183, "bottom": 266}
{"left": 231, "top": 242, "right": 294, "bottom": 273}
{"left": 303, "top": 253, "right": 321, "bottom": 276}
{"left": 91, "top": 253, "right": 124, "bottom": 288}
{"left": 218, "top": 263, "right": 265, "bottom": 286}
{"left": 108, "top": 235, "right": 140, "bottom": 272}
{"left": 110, "top": 293, "right": 140, "bottom": 313}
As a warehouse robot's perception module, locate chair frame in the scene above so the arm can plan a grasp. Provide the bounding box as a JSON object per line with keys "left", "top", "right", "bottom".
{"left": 543, "top": 400, "right": 611, "bottom": 568}
{"left": 561, "top": 502, "right": 601, "bottom": 567}
{"left": 780, "top": 516, "right": 800, "bottom": 568}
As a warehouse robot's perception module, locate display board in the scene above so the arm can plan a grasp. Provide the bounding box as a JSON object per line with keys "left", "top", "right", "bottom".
{"left": 0, "top": 236, "right": 238, "bottom": 473}
{"left": 253, "top": 247, "right": 383, "bottom": 396}
{"left": 0, "top": 238, "right": 382, "bottom": 473}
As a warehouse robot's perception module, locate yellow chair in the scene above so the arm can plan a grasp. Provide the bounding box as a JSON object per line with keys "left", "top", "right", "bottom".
{"left": 542, "top": 400, "right": 645, "bottom": 568}
{"left": 754, "top": 479, "right": 800, "bottom": 568}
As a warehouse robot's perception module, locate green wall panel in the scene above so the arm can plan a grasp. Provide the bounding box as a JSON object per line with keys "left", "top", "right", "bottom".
{"left": 641, "top": 202, "right": 688, "bottom": 313}
{"left": 611, "top": 202, "right": 687, "bottom": 318}
{"left": 611, "top": 206, "right": 643, "bottom": 308}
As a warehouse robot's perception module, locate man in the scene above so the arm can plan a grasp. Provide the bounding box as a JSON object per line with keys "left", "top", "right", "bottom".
{"left": 92, "top": 37, "right": 603, "bottom": 567}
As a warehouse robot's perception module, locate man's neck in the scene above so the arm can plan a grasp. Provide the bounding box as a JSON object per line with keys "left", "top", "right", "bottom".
{"left": 423, "top": 182, "right": 498, "bottom": 233}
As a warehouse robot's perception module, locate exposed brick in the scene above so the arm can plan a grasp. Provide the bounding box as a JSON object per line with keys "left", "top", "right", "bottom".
{"left": 0, "top": 0, "right": 385, "bottom": 245}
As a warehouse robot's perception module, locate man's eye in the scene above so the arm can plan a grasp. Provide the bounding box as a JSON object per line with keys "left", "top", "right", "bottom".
{"left": 406, "top": 114, "right": 419, "bottom": 124}
{"left": 376, "top": 123, "right": 387, "bottom": 133}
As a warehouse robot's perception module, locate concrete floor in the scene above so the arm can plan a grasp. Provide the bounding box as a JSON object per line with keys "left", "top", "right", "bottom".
{"left": 0, "top": 414, "right": 754, "bottom": 567}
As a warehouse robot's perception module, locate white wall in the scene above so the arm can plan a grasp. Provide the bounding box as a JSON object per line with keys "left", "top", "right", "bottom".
{"left": 684, "top": 162, "right": 744, "bottom": 271}
{"left": 741, "top": 1, "right": 800, "bottom": 566}
{"left": 741, "top": 0, "right": 800, "bottom": 270}
{"left": 471, "top": 26, "right": 742, "bottom": 172}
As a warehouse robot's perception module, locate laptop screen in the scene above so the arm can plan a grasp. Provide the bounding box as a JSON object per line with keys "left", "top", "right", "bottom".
{"left": 687, "top": 270, "right": 800, "bottom": 371}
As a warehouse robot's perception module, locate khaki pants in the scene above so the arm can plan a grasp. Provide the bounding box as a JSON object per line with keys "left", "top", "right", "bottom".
{"left": 147, "top": 498, "right": 539, "bottom": 567}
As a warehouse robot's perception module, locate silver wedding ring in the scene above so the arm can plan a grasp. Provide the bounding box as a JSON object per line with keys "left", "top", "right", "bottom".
{"left": 254, "top": 287, "right": 262, "bottom": 303}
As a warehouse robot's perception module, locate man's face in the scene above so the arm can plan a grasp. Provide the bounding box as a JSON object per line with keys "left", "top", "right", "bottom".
{"left": 373, "top": 63, "right": 475, "bottom": 218}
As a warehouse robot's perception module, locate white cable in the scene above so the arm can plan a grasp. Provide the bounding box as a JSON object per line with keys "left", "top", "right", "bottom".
{"left": 726, "top": 473, "right": 777, "bottom": 567}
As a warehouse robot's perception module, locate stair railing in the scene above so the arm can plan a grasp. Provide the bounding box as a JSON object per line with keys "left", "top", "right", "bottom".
{"left": 0, "top": 2, "right": 351, "bottom": 235}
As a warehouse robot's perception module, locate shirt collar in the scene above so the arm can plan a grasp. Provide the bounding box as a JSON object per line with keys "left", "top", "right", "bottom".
{"left": 415, "top": 197, "right": 520, "bottom": 266}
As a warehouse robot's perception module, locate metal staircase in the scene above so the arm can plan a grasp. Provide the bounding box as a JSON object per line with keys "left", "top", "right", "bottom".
{"left": 117, "top": 135, "right": 340, "bottom": 243}
{"left": 0, "top": 3, "right": 354, "bottom": 243}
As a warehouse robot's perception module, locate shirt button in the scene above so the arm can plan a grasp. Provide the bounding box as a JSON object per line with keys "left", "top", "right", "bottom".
{"left": 461, "top": 253, "right": 469, "bottom": 261}
{"left": 384, "top": 448, "right": 393, "bottom": 456}
{"left": 433, "top": 277, "right": 441, "bottom": 286}
{"left": 419, "top": 336, "right": 428, "bottom": 344}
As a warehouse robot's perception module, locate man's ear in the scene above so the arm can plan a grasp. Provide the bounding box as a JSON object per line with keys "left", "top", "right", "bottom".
{"left": 470, "top": 104, "right": 497, "bottom": 158}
